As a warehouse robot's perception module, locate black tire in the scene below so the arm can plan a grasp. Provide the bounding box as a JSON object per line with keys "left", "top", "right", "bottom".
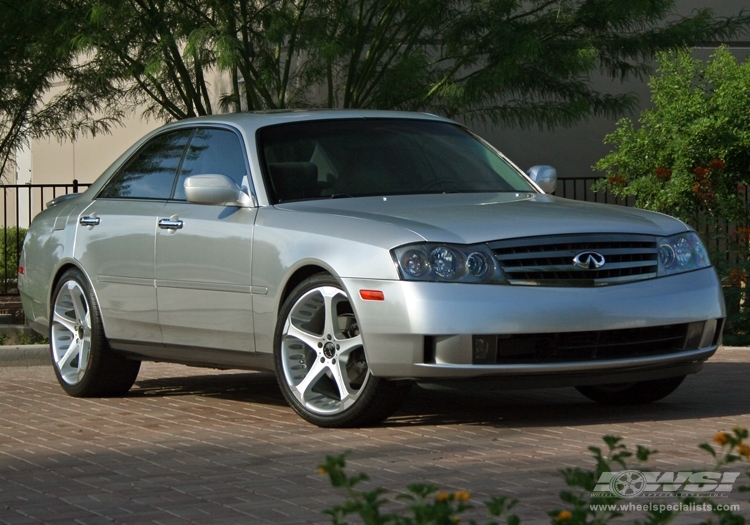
{"left": 273, "top": 273, "right": 410, "bottom": 427}
{"left": 575, "top": 375, "right": 686, "bottom": 405}
{"left": 49, "top": 268, "right": 141, "bottom": 397}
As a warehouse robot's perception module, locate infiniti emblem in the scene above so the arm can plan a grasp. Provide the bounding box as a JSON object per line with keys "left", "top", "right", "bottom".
{"left": 573, "top": 251, "right": 606, "bottom": 269}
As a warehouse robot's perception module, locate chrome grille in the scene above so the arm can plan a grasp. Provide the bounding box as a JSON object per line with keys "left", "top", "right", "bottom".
{"left": 489, "top": 234, "right": 658, "bottom": 286}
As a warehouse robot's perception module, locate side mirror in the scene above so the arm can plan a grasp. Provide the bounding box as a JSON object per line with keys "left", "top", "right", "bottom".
{"left": 184, "top": 174, "right": 253, "bottom": 207}
{"left": 526, "top": 165, "right": 557, "bottom": 194}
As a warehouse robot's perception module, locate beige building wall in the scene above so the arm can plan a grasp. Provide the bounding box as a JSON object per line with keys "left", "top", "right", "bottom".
{"left": 30, "top": 94, "right": 160, "bottom": 186}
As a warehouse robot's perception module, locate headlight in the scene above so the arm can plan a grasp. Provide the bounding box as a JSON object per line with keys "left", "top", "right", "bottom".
{"left": 392, "top": 243, "right": 505, "bottom": 283}
{"left": 657, "top": 232, "right": 711, "bottom": 276}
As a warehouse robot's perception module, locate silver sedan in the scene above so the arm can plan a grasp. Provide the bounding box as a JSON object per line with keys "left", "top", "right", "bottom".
{"left": 18, "top": 110, "right": 724, "bottom": 427}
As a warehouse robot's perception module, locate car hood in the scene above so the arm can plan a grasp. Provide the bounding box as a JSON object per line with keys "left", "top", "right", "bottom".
{"left": 275, "top": 193, "right": 689, "bottom": 244}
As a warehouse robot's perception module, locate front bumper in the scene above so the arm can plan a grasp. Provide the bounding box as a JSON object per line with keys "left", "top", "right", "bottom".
{"left": 343, "top": 266, "right": 724, "bottom": 381}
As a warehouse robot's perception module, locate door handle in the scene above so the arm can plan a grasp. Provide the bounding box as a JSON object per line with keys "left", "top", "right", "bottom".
{"left": 79, "top": 216, "right": 100, "bottom": 226}
{"left": 158, "top": 218, "right": 184, "bottom": 230}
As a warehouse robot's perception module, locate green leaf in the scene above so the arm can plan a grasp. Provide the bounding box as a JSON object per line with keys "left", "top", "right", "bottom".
{"left": 699, "top": 443, "right": 717, "bottom": 458}
{"left": 636, "top": 445, "right": 657, "bottom": 462}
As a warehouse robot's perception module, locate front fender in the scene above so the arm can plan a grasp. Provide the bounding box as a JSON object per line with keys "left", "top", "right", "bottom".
{"left": 250, "top": 206, "right": 417, "bottom": 355}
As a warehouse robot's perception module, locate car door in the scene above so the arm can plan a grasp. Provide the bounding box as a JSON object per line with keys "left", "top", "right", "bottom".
{"left": 75, "top": 129, "right": 192, "bottom": 343}
{"left": 155, "top": 127, "right": 257, "bottom": 351}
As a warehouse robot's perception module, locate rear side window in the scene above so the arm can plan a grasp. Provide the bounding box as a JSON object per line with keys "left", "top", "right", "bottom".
{"left": 101, "top": 130, "right": 192, "bottom": 199}
{"left": 173, "top": 128, "right": 248, "bottom": 201}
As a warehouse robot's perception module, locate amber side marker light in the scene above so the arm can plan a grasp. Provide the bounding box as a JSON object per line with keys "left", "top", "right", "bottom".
{"left": 359, "top": 290, "right": 385, "bottom": 301}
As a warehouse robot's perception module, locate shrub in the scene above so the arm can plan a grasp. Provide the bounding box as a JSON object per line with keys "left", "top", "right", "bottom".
{"left": 594, "top": 47, "right": 750, "bottom": 343}
{"left": 0, "top": 226, "right": 27, "bottom": 289}
{"left": 320, "top": 428, "right": 750, "bottom": 524}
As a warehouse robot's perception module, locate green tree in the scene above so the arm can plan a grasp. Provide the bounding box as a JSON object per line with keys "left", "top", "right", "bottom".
{"left": 0, "top": 0, "right": 124, "bottom": 180}
{"left": 3, "top": 1, "right": 750, "bottom": 179}
{"left": 594, "top": 47, "right": 750, "bottom": 342}
{"left": 70, "top": 0, "right": 750, "bottom": 124}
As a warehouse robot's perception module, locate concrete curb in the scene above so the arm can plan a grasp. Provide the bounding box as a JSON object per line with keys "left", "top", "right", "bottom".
{"left": 0, "top": 345, "right": 49, "bottom": 367}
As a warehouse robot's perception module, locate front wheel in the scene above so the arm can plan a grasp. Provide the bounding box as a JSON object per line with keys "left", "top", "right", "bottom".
{"left": 575, "top": 376, "right": 686, "bottom": 405}
{"left": 50, "top": 268, "right": 141, "bottom": 397}
{"left": 274, "top": 274, "right": 410, "bottom": 427}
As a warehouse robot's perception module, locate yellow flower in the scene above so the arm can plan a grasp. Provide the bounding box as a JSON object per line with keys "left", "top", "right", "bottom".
{"left": 454, "top": 491, "right": 470, "bottom": 502}
{"left": 452, "top": 517, "right": 461, "bottom": 524}
{"left": 556, "top": 510, "right": 573, "bottom": 521}
{"left": 738, "top": 443, "right": 750, "bottom": 459}
{"left": 435, "top": 492, "right": 451, "bottom": 502}
{"left": 318, "top": 466, "right": 327, "bottom": 475}
{"left": 713, "top": 432, "right": 730, "bottom": 446}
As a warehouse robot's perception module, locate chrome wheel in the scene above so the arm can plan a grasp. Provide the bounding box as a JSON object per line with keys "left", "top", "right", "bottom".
{"left": 274, "top": 274, "right": 410, "bottom": 427}
{"left": 51, "top": 280, "right": 92, "bottom": 385}
{"left": 49, "top": 269, "right": 141, "bottom": 397}
{"left": 280, "top": 285, "right": 369, "bottom": 415}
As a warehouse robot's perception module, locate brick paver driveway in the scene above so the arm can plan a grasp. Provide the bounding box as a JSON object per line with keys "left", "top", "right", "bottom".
{"left": 1, "top": 348, "right": 749, "bottom": 524}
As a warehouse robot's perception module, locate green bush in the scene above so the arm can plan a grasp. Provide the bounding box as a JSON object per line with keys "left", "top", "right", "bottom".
{"left": 594, "top": 47, "right": 750, "bottom": 342}
{"left": 0, "top": 226, "right": 27, "bottom": 288}
{"left": 18, "top": 332, "right": 48, "bottom": 345}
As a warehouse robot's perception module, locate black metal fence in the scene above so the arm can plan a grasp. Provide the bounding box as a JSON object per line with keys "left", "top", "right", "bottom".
{"left": 554, "top": 176, "right": 636, "bottom": 207}
{"left": 1, "top": 181, "right": 91, "bottom": 297}
{"left": 3, "top": 180, "right": 90, "bottom": 231}
{"left": 0, "top": 177, "right": 746, "bottom": 297}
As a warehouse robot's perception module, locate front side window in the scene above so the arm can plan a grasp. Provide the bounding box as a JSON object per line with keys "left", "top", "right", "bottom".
{"left": 258, "top": 119, "right": 536, "bottom": 203}
{"left": 101, "top": 130, "right": 192, "bottom": 199}
{"left": 173, "top": 128, "right": 249, "bottom": 201}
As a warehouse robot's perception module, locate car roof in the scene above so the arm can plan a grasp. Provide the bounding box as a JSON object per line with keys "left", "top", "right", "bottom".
{"left": 158, "top": 109, "right": 455, "bottom": 134}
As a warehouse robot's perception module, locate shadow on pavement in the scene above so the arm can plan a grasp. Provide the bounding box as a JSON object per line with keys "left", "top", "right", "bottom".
{"left": 131, "top": 370, "right": 289, "bottom": 407}
{"left": 387, "top": 361, "right": 750, "bottom": 427}
{"left": 127, "top": 360, "right": 749, "bottom": 428}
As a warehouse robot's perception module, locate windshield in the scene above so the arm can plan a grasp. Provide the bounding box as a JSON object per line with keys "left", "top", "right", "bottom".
{"left": 257, "top": 118, "right": 536, "bottom": 203}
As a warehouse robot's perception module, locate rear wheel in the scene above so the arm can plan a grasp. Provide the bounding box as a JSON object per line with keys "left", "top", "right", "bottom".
{"left": 575, "top": 376, "right": 686, "bottom": 405}
{"left": 50, "top": 268, "right": 140, "bottom": 397}
{"left": 274, "top": 274, "right": 409, "bottom": 427}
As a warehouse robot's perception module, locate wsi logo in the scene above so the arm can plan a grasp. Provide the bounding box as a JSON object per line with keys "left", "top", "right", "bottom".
{"left": 593, "top": 471, "right": 741, "bottom": 498}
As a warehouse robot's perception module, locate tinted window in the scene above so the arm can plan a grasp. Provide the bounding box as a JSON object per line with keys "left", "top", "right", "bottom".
{"left": 173, "top": 128, "right": 248, "bottom": 201}
{"left": 258, "top": 119, "right": 535, "bottom": 203}
{"left": 102, "top": 130, "right": 192, "bottom": 199}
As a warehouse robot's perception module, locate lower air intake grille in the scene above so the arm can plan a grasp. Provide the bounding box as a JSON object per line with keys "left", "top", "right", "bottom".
{"left": 472, "top": 323, "right": 693, "bottom": 365}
